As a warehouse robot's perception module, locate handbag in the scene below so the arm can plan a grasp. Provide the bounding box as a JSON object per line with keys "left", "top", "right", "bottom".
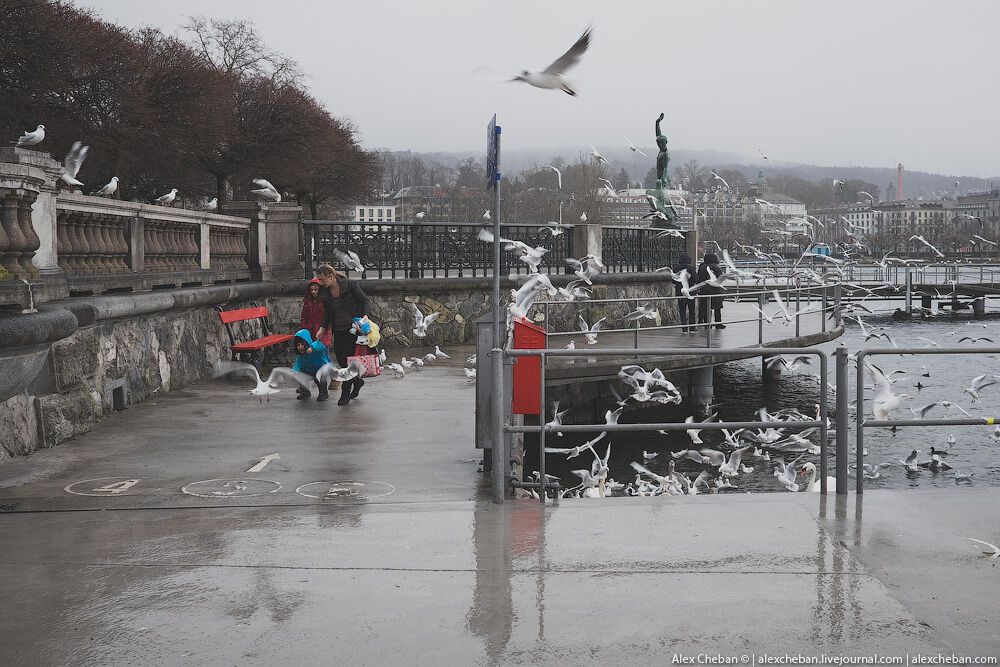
{"left": 348, "top": 344, "right": 382, "bottom": 378}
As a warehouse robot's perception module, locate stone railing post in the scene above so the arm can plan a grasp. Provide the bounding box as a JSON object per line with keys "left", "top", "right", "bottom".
{"left": 129, "top": 216, "right": 144, "bottom": 273}
{"left": 199, "top": 222, "right": 211, "bottom": 270}
{"left": 224, "top": 200, "right": 302, "bottom": 281}
{"left": 572, "top": 219, "right": 602, "bottom": 264}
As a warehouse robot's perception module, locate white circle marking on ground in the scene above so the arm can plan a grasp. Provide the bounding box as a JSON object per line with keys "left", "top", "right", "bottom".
{"left": 295, "top": 480, "right": 396, "bottom": 501}
{"left": 64, "top": 477, "right": 147, "bottom": 497}
{"left": 181, "top": 478, "right": 282, "bottom": 498}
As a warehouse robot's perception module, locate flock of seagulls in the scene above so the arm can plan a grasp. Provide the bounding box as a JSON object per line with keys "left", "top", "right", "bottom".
{"left": 10, "top": 125, "right": 282, "bottom": 208}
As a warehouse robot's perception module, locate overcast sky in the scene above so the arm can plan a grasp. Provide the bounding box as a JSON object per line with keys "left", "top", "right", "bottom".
{"left": 80, "top": 0, "right": 997, "bottom": 177}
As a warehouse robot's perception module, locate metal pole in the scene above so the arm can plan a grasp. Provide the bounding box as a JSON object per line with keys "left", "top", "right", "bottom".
{"left": 706, "top": 298, "right": 713, "bottom": 347}
{"left": 905, "top": 269, "right": 912, "bottom": 314}
{"left": 490, "top": 122, "right": 505, "bottom": 504}
{"left": 538, "top": 352, "right": 546, "bottom": 504}
{"left": 835, "top": 346, "right": 849, "bottom": 494}
{"left": 757, "top": 292, "right": 764, "bottom": 345}
{"left": 855, "top": 352, "right": 866, "bottom": 495}
{"left": 634, "top": 298, "right": 640, "bottom": 350}
{"left": 821, "top": 285, "right": 828, "bottom": 333}
{"left": 795, "top": 288, "right": 801, "bottom": 337}
{"left": 819, "top": 351, "right": 829, "bottom": 495}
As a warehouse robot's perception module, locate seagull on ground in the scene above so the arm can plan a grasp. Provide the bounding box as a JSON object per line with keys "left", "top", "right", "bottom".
{"left": 967, "top": 538, "right": 1000, "bottom": 560}
{"left": 625, "top": 136, "right": 647, "bottom": 157}
{"left": 94, "top": 176, "right": 119, "bottom": 197}
{"left": 316, "top": 359, "right": 365, "bottom": 385}
{"left": 463, "top": 367, "right": 476, "bottom": 381}
{"left": 386, "top": 363, "right": 406, "bottom": 379}
{"left": 213, "top": 360, "right": 313, "bottom": 403}
{"left": 434, "top": 346, "right": 450, "bottom": 359}
{"left": 250, "top": 178, "right": 281, "bottom": 202}
{"left": 13, "top": 124, "right": 45, "bottom": 147}
{"left": 59, "top": 141, "right": 89, "bottom": 188}
{"left": 155, "top": 188, "right": 178, "bottom": 206}
{"left": 506, "top": 25, "right": 592, "bottom": 96}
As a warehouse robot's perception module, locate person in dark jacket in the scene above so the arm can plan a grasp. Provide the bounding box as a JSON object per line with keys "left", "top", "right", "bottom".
{"left": 300, "top": 278, "right": 331, "bottom": 348}
{"left": 672, "top": 252, "right": 697, "bottom": 333}
{"left": 696, "top": 252, "right": 725, "bottom": 329}
{"left": 315, "top": 263, "right": 370, "bottom": 405}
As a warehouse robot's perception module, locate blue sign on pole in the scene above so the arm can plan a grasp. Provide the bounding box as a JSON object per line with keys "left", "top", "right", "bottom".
{"left": 486, "top": 114, "right": 500, "bottom": 191}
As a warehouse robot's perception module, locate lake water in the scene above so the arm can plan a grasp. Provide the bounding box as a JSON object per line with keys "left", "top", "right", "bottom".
{"left": 528, "top": 300, "right": 1000, "bottom": 494}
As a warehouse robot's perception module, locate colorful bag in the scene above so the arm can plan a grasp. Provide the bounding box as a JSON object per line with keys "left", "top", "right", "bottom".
{"left": 348, "top": 344, "right": 382, "bottom": 378}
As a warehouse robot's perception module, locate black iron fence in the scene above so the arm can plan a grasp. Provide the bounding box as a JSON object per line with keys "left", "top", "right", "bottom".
{"left": 302, "top": 221, "right": 681, "bottom": 279}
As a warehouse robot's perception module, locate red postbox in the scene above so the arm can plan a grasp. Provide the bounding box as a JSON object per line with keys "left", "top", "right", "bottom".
{"left": 511, "top": 317, "right": 546, "bottom": 415}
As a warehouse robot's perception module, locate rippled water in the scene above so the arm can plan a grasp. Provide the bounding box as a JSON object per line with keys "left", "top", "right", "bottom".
{"left": 529, "top": 300, "right": 1000, "bottom": 494}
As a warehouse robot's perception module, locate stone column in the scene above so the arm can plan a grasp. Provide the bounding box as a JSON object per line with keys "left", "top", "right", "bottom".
{"left": 571, "top": 220, "right": 602, "bottom": 263}
{"left": 224, "top": 200, "right": 302, "bottom": 280}
{"left": 199, "top": 222, "right": 211, "bottom": 270}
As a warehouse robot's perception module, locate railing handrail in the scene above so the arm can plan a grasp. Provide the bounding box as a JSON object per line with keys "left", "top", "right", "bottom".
{"left": 57, "top": 192, "right": 251, "bottom": 227}
{"left": 301, "top": 219, "right": 680, "bottom": 233}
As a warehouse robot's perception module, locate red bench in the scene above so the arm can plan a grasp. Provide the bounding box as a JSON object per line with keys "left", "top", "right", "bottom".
{"left": 217, "top": 303, "right": 293, "bottom": 368}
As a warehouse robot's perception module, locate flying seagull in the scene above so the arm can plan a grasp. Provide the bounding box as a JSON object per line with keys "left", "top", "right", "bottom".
{"left": 409, "top": 303, "right": 441, "bottom": 338}
{"left": 509, "top": 25, "right": 593, "bottom": 96}
{"left": 13, "top": 124, "right": 45, "bottom": 147}
{"left": 625, "top": 136, "right": 647, "bottom": 157}
{"left": 589, "top": 145, "right": 610, "bottom": 166}
{"left": 333, "top": 249, "right": 365, "bottom": 274}
{"left": 59, "top": 141, "right": 89, "bottom": 188}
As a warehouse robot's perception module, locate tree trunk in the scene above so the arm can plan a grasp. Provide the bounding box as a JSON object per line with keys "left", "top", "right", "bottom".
{"left": 216, "top": 174, "right": 227, "bottom": 208}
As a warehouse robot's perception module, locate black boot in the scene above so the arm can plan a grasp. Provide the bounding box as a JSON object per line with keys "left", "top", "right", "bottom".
{"left": 350, "top": 378, "right": 365, "bottom": 398}
{"left": 317, "top": 383, "right": 329, "bottom": 402}
{"left": 337, "top": 383, "right": 352, "bottom": 406}
{"left": 296, "top": 387, "right": 311, "bottom": 400}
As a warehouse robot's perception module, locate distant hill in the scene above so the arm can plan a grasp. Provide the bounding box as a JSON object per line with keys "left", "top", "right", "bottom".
{"left": 380, "top": 146, "right": 997, "bottom": 199}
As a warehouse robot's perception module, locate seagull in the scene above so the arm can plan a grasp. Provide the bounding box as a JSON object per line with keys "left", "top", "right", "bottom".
{"left": 205, "top": 197, "right": 218, "bottom": 211}
{"left": 757, "top": 147, "right": 769, "bottom": 161}
{"left": 958, "top": 336, "right": 994, "bottom": 344}
{"left": 832, "top": 179, "right": 845, "bottom": 187}
{"left": 564, "top": 340, "right": 576, "bottom": 349}
{"left": 858, "top": 191, "right": 876, "bottom": 203}
{"left": 909, "top": 235, "right": 945, "bottom": 258}
{"left": 899, "top": 449, "right": 920, "bottom": 472}
{"left": 772, "top": 457, "right": 802, "bottom": 492}
{"left": 707, "top": 170, "right": 730, "bottom": 190}
{"left": 386, "top": 363, "right": 406, "bottom": 378}
{"left": 622, "top": 304, "right": 659, "bottom": 323}
{"left": 565, "top": 255, "right": 603, "bottom": 284}
{"left": 598, "top": 177, "right": 617, "bottom": 195}
{"left": 589, "top": 145, "right": 610, "bottom": 166}
{"left": 333, "top": 249, "right": 365, "bottom": 274}
{"left": 580, "top": 211, "right": 588, "bottom": 222}
{"left": 463, "top": 367, "right": 477, "bottom": 381}
{"left": 868, "top": 362, "right": 910, "bottom": 421}
{"left": 13, "top": 124, "right": 45, "bottom": 147}
{"left": 971, "top": 234, "right": 997, "bottom": 247}
{"left": 213, "top": 360, "right": 313, "bottom": 403}
{"left": 910, "top": 401, "right": 973, "bottom": 418}
{"left": 154, "top": 188, "right": 178, "bottom": 206}
{"left": 967, "top": 538, "right": 1000, "bottom": 560}
{"left": 541, "top": 165, "right": 562, "bottom": 189}
{"left": 94, "top": 176, "right": 119, "bottom": 197}
{"left": 963, "top": 374, "right": 997, "bottom": 403}
{"left": 400, "top": 357, "right": 414, "bottom": 369}
{"left": 409, "top": 303, "right": 441, "bottom": 338}
{"left": 642, "top": 450, "right": 658, "bottom": 460}
{"left": 509, "top": 26, "right": 592, "bottom": 96}
{"left": 684, "top": 413, "right": 718, "bottom": 445}
{"left": 59, "top": 141, "right": 89, "bottom": 188}
{"left": 415, "top": 211, "right": 425, "bottom": 219}
{"left": 483, "top": 209, "right": 491, "bottom": 221}
{"left": 543, "top": 220, "right": 572, "bottom": 237}
{"left": 316, "top": 359, "right": 365, "bottom": 384}
{"left": 251, "top": 178, "right": 281, "bottom": 202}
{"left": 434, "top": 346, "right": 450, "bottom": 359}
{"left": 578, "top": 315, "right": 607, "bottom": 344}
{"left": 625, "top": 136, "right": 647, "bottom": 157}
{"left": 954, "top": 470, "right": 973, "bottom": 482}
{"left": 545, "top": 401, "right": 569, "bottom": 436}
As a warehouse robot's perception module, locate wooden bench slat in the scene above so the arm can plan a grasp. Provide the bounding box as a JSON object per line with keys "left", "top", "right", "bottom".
{"left": 231, "top": 333, "right": 294, "bottom": 352}
{"left": 218, "top": 306, "right": 270, "bottom": 324}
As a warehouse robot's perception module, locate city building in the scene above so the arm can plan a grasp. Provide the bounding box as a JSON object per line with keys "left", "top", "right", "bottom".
{"left": 599, "top": 188, "right": 692, "bottom": 228}
{"left": 871, "top": 200, "right": 954, "bottom": 254}
{"left": 354, "top": 204, "right": 397, "bottom": 224}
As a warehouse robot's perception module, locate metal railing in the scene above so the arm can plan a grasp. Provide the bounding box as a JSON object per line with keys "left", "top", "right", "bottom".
{"left": 532, "top": 283, "right": 841, "bottom": 350}
{"left": 301, "top": 221, "right": 681, "bottom": 279}
{"left": 501, "top": 347, "right": 830, "bottom": 502}
{"left": 852, "top": 347, "right": 1000, "bottom": 494}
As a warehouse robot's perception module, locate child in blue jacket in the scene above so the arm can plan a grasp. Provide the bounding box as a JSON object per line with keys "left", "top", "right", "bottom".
{"left": 291, "top": 328, "right": 331, "bottom": 402}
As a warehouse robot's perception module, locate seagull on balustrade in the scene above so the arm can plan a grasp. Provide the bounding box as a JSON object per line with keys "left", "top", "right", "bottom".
{"left": 59, "top": 141, "right": 89, "bottom": 188}
{"left": 251, "top": 178, "right": 281, "bottom": 203}
{"left": 415, "top": 211, "right": 425, "bottom": 219}
{"left": 625, "top": 136, "right": 647, "bottom": 157}
{"left": 12, "top": 124, "right": 44, "bottom": 147}
{"left": 155, "top": 188, "right": 178, "bottom": 206}
{"left": 205, "top": 198, "right": 218, "bottom": 211}
{"left": 94, "top": 176, "right": 118, "bottom": 197}
{"left": 580, "top": 211, "right": 588, "bottom": 222}
{"left": 482, "top": 210, "right": 491, "bottom": 221}
{"left": 409, "top": 303, "right": 442, "bottom": 338}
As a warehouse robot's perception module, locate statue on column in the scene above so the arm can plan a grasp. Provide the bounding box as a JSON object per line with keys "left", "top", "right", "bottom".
{"left": 643, "top": 113, "right": 680, "bottom": 224}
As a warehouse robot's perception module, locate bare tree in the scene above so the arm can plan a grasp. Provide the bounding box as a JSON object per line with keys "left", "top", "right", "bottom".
{"left": 184, "top": 16, "right": 301, "bottom": 84}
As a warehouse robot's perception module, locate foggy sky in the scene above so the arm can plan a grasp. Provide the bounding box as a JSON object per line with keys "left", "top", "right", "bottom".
{"left": 79, "top": 0, "right": 998, "bottom": 177}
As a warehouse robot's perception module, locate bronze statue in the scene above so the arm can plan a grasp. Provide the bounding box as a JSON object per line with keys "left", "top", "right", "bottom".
{"left": 644, "top": 112, "right": 678, "bottom": 223}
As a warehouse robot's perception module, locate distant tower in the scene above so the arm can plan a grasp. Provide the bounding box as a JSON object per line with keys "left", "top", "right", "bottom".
{"left": 896, "top": 163, "right": 904, "bottom": 201}
{"left": 886, "top": 181, "right": 896, "bottom": 202}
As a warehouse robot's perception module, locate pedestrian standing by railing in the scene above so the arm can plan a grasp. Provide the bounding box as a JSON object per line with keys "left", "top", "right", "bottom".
{"left": 314, "top": 264, "right": 370, "bottom": 405}
{"left": 672, "top": 252, "right": 697, "bottom": 333}
{"left": 697, "top": 251, "right": 725, "bottom": 329}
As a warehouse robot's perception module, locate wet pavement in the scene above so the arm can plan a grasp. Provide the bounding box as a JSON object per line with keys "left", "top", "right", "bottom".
{"left": 1, "top": 347, "right": 999, "bottom": 663}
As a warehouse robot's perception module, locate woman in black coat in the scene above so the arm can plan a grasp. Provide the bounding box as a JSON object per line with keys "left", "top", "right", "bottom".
{"left": 315, "top": 263, "right": 370, "bottom": 405}
{"left": 696, "top": 252, "right": 725, "bottom": 329}
{"left": 672, "top": 252, "right": 697, "bottom": 333}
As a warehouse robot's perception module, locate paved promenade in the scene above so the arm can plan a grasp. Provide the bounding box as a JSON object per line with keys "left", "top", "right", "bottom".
{"left": 0, "top": 350, "right": 998, "bottom": 663}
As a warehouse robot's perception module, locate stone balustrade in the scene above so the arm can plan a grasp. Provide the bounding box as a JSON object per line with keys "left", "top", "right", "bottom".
{"left": 0, "top": 174, "right": 43, "bottom": 281}
{"left": 54, "top": 192, "right": 253, "bottom": 294}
